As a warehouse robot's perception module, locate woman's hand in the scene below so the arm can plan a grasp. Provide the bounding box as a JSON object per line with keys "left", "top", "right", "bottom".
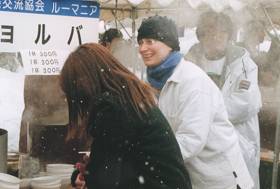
{"left": 73, "top": 173, "right": 86, "bottom": 189}
{"left": 72, "top": 154, "right": 90, "bottom": 189}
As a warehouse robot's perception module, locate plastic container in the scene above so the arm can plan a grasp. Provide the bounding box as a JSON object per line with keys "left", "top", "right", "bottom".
{"left": 0, "top": 128, "right": 7, "bottom": 173}
{"left": 0, "top": 173, "right": 20, "bottom": 189}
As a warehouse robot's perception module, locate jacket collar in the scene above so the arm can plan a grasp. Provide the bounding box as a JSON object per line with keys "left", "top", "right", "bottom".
{"left": 166, "top": 59, "right": 185, "bottom": 84}
{"left": 225, "top": 45, "right": 251, "bottom": 75}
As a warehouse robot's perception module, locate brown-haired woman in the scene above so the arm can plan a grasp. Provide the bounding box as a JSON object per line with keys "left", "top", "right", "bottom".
{"left": 60, "top": 43, "right": 192, "bottom": 189}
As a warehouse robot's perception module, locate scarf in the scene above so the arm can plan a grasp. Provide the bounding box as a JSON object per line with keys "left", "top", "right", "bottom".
{"left": 147, "top": 51, "right": 182, "bottom": 90}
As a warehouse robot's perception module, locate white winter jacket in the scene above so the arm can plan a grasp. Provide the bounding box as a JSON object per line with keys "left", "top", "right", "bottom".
{"left": 159, "top": 59, "right": 254, "bottom": 189}
{"left": 186, "top": 45, "right": 262, "bottom": 189}
{"left": 222, "top": 47, "right": 262, "bottom": 188}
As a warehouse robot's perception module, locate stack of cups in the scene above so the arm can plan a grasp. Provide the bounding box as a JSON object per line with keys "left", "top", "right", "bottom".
{"left": 46, "top": 164, "right": 74, "bottom": 189}
{"left": 31, "top": 176, "right": 61, "bottom": 189}
{"left": 7, "top": 152, "right": 20, "bottom": 176}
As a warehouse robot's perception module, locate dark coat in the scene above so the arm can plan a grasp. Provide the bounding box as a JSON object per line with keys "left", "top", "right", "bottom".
{"left": 84, "top": 93, "right": 192, "bottom": 189}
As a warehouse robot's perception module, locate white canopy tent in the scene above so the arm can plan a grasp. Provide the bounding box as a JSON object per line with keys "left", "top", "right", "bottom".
{"left": 97, "top": 0, "right": 280, "bottom": 24}
{"left": 97, "top": 0, "right": 280, "bottom": 49}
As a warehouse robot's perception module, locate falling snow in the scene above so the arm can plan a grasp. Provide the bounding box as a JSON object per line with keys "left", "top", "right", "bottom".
{"left": 138, "top": 175, "right": 145, "bottom": 184}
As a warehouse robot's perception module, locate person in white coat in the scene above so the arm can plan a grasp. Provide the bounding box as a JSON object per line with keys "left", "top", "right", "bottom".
{"left": 185, "top": 11, "right": 262, "bottom": 189}
{"left": 137, "top": 15, "right": 254, "bottom": 189}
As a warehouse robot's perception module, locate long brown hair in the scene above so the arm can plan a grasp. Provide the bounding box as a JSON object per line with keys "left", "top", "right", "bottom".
{"left": 60, "top": 43, "right": 156, "bottom": 140}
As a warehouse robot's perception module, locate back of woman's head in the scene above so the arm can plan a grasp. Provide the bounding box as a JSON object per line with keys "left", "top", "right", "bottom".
{"left": 60, "top": 43, "right": 156, "bottom": 139}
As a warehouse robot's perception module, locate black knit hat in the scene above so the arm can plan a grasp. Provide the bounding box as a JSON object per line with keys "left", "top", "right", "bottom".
{"left": 137, "top": 16, "right": 180, "bottom": 51}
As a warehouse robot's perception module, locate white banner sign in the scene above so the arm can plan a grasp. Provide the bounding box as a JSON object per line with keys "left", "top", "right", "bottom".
{"left": 0, "top": 0, "right": 100, "bottom": 151}
{"left": 0, "top": 0, "right": 100, "bottom": 75}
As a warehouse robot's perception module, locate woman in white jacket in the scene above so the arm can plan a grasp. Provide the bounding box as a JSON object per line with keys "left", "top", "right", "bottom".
{"left": 137, "top": 15, "right": 254, "bottom": 189}
{"left": 185, "top": 11, "right": 262, "bottom": 189}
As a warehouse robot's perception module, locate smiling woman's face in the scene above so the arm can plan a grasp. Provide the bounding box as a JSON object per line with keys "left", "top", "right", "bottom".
{"left": 138, "top": 38, "right": 172, "bottom": 67}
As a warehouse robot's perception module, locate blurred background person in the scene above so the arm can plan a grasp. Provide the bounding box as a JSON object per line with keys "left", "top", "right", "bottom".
{"left": 100, "top": 28, "right": 145, "bottom": 79}
{"left": 185, "top": 11, "right": 262, "bottom": 189}
{"left": 241, "top": 20, "right": 266, "bottom": 60}
{"left": 61, "top": 43, "right": 192, "bottom": 189}
{"left": 239, "top": 20, "right": 280, "bottom": 87}
{"left": 100, "top": 28, "right": 132, "bottom": 69}
{"left": 99, "top": 28, "right": 123, "bottom": 50}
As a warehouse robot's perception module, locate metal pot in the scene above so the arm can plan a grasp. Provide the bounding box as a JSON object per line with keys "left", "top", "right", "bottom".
{"left": 0, "top": 128, "right": 7, "bottom": 173}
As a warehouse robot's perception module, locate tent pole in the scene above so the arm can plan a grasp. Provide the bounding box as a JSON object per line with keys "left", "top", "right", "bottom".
{"left": 131, "top": 7, "right": 137, "bottom": 74}
{"left": 114, "top": 0, "right": 118, "bottom": 27}
{"left": 272, "top": 80, "right": 280, "bottom": 189}
{"left": 131, "top": 7, "right": 136, "bottom": 40}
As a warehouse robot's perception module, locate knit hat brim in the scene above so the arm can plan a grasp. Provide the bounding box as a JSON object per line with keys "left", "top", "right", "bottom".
{"left": 137, "top": 16, "right": 180, "bottom": 51}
